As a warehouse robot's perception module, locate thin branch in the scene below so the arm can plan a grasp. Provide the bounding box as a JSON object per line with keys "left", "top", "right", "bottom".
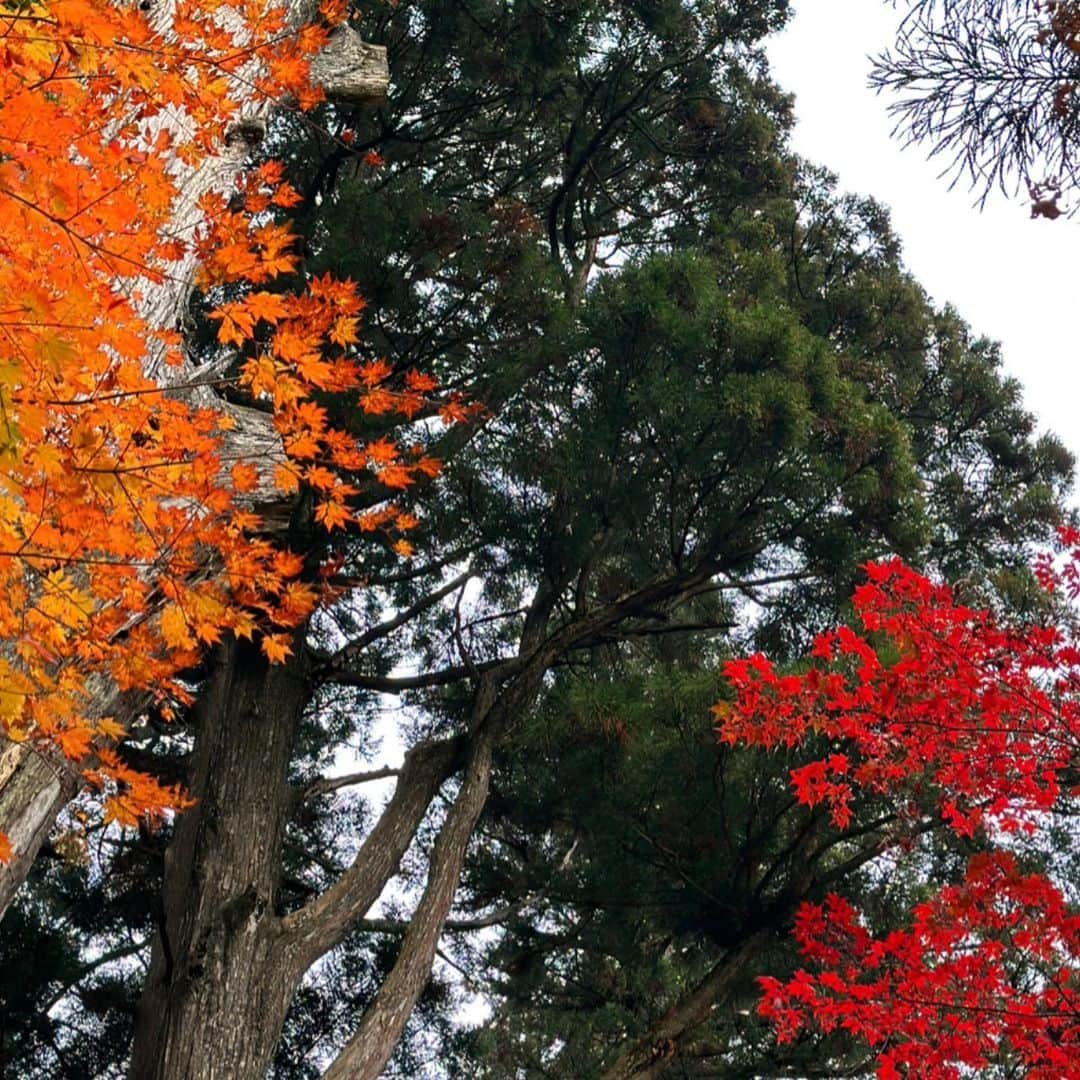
{"left": 319, "top": 656, "right": 519, "bottom": 693}
{"left": 357, "top": 832, "right": 583, "bottom": 935}
{"left": 280, "top": 735, "right": 465, "bottom": 960}
{"left": 297, "top": 767, "right": 401, "bottom": 802}
{"left": 314, "top": 570, "right": 472, "bottom": 674}
{"left": 41, "top": 937, "right": 149, "bottom": 1015}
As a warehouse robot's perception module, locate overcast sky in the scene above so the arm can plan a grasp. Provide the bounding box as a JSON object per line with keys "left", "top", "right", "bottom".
{"left": 767, "top": 0, "right": 1079, "bottom": 491}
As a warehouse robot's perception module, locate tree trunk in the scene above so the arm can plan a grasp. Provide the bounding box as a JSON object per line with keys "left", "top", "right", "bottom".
{"left": 0, "top": 672, "right": 137, "bottom": 916}
{"left": 128, "top": 635, "right": 311, "bottom": 1080}
{"left": 121, "top": 560, "right": 729, "bottom": 1075}
{"left": 599, "top": 932, "right": 768, "bottom": 1080}
{"left": 322, "top": 728, "right": 495, "bottom": 1080}
{"left": 0, "top": 745, "right": 79, "bottom": 913}
{"left": 127, "top": 635, "right": 469, "bottom": 1080}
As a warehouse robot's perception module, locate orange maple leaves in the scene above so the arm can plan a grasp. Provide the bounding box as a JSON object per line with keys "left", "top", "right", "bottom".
{"left": 0, "top": 0, "right": 458, "bottom": 859}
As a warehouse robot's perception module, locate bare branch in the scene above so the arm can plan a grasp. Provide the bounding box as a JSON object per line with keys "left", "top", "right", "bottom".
{"left": 336, "top": 546, "right": 481, "bottom": 589}
{"left": 313, "top": 570, "right": 472, "bottom": 675}
{"left": 318, "top": 656, "right": 519, "bottom": 693}
{"left": 281, "top": 735, "right": 465, "bottom": 961}
{"left": 321, "top": 728, "right": 495, "bottom": 1080}
{"left": 872, "top": 0, "right": 1080, "bottom": 201}
{"left": 297, "top": 767, "right": 401, "bottom": 803}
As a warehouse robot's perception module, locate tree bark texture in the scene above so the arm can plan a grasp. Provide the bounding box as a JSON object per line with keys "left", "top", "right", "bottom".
{"left": 128, "top": 655, "right": 530, "bottom": 1077}
{"left": 0, "top": 744, "right": 79, "bottom": 914}
{"left": 127, "top": 636, "right": 472, "bottom": 1079}
{"left": 120, "top": 554, "right": 734, "bottom": 1075}
{"left": 128, "top": 635, "right": 310, "bottom": 1080}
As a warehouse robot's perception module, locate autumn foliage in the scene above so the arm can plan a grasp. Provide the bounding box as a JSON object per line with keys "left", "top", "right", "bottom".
{"left": 717, "top": 537, "right": 1080, "bottom": 1076}
{"left": 758, "top": 853, "right": 1080, "bottom": 1079}
{"left": 0, "top": 1, "right": 447, "bottom": 851}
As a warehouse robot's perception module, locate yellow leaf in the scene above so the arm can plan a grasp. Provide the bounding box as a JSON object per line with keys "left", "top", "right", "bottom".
{"left": 36, "top": 333, "right": 78, "bottom": 372}
{"left": 103, "top": 797, "right": 140, "bottom": 830}
{"left": 96, "top": 717, "right": 127, "bottom": 740}
{"left": 38, "top": 570, "right": 93, "bottom": 631}
{"left": 159, "top": 604, "right": 195, "bottom": 650}
{"left": 0, "top": 659, "right": 29, "bottom": 722}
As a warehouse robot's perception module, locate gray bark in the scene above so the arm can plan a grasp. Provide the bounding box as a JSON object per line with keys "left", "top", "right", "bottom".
{"left": 309, "top": 29, "right": 389, "bottom": 106}
{"left": 0, "top": 745, "right": 80, "bottom": 911}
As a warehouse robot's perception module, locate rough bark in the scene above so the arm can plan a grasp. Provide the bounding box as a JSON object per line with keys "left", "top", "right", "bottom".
{"left": 308, "top": 29, "right": 388, "bottom": 107}
{"left": 0, "top": 674, "right": 153, "bottom": 916}
{"left": 127, "top": 645, "right": 467, "bottom": 1080}
{"left": 0, "top": 744, "right": 80, "bottom": 913}
{"left": 118, "top": 554, "right": 737, "bottom": 1076}
{"left": 128, "top": 635, "right": 311, "bottom": 1080}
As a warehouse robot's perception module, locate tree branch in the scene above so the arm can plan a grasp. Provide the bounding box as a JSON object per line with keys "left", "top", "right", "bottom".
{"left": 280, "top": 735, "right": 465, "bottom": 963}
{"left": 317, "top": 656, "right": 518, "bottom": 693}
{"left": 312, "top": 570, "right": 472, "bottom": 675}
{"left": 356, "top": 831, "right": 583, "bottom": 935}
{"left": 296, "top": 767, "right": 401, "bottom": 803}
{"left": 320, "top": 726, "right": 496, "bottom": 1080}
{"left": 598, "top": 931, "right": 771, "bottom": 1080}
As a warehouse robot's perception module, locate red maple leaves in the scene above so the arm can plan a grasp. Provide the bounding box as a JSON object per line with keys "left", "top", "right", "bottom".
{"left": 719, "top": 541, "right": 1080, "bottom": 1075}
{"left": 718, "top": 560, "right": 1072, "bottom": 837}
{"left": 759, "top": 852, "right": 1080, "bottom": 1079}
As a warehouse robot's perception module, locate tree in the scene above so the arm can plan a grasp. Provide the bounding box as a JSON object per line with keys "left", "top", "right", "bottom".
{"left": 728, "top": 544, "right": 1080, "bottom": 1078}
{"left": 873, "top": 0, "right": 1080, "bottom": 210}
{"left": 0, "top": 0, "right": 400, "bottom": 915}
{"left": 0, "top": 1, "right": 1073, "bottom": 1077}
{"left": 439, "top": 181, "right": 1070, "bottom": 1078}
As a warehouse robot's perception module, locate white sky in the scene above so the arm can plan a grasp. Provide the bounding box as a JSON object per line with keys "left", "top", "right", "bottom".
{"left": 767, "top": 0, "right": 1080, "bottom": 490}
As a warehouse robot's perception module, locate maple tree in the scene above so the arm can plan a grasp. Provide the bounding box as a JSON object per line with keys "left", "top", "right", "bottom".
{"left": 719, "top": 538, "right": 1080, "bottom": 1077}
{"left": 0, "top": 0, "right": 443, "bottom": 868}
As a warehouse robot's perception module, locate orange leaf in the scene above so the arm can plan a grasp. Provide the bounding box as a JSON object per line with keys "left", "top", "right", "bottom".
{"left": 315, "top": 499, "right": 352, "bottom": 531}
{"left": 261, "top": 633, "right": 293, "bottom": 664}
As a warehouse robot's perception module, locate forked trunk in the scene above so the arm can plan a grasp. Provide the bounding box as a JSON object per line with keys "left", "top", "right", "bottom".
{"left": 127, "top": 632, "right": 481, "bottom": 1080}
